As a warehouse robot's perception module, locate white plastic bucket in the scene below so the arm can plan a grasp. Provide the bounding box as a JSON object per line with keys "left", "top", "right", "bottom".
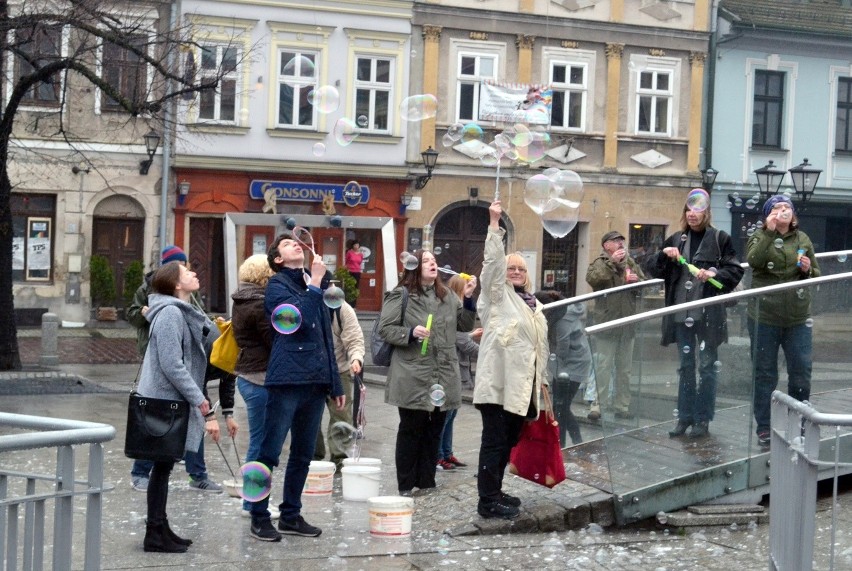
{"left": 368, "top": 496, "right": 414, "bottom": 537}
{"left": 342, "top": 457, "right": 382, "bottom": 468}
{"left": 341, "top": 466, "right": 381, "bottom": 501}
{"left": 302, "top": 461, "right": 336, "bottom": 496}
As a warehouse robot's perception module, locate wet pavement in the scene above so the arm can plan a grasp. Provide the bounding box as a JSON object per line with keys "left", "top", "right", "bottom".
{"left": 2, "top": 328, "right": 851, "bottom": 569}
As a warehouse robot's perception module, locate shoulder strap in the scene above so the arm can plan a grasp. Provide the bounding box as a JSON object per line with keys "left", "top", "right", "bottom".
{"left": 332, "top": 306, "right": 342, "bottom": 330}
{"left": 399, "top": 287, "right": 409, "bottom": 325}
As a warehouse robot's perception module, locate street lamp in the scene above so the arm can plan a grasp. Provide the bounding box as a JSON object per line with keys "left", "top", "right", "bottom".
{"left": 787, "top": 158, "right": 822, "bottom": 204}
{"left": 753, "top": 160, "right": 786, "bottom": 200}
{"left": 415, "top": 147, "right": 439, "bottom": 190}
{"left": 139, "top": 130, "right": 161, "bottom": 175}
{"left": 700, "top": 166, "right": 718, "bottom": 192}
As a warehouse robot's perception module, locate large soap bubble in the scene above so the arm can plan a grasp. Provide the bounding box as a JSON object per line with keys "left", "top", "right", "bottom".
{"left": 399, "top": 94, "right": 438, "bottom": 122}
{"left": 271, "top": 303, "right": 302, "bottom": 334}
{"left": 551, "top": 170, "right": 584, "bottom": 208}
{"left": 686, "top": 188, "right": 710, "bottom": 212}
{"left": 281, "top": 56, "right": 315, "bottom": 82}
{"left": 323, "top": 283, "right": 345, "bottom": 309}
{"left": 239, "top": 461, "right": 272, "bottom": 501}
{"left": 461, "top": 123, "right": 484, "bottom": 145}
{"left": 524, "top": 174, "right": 553, "bottom": 215}
{"left": 309, "top": 85, "right": 340, "bottom": 114}
{"left": 446, "top": 122, "right": 465, "bottom": 141}
{"left": 333, "top": 118, "right": 359, "bottom": 146}
{"left": 541, "top": 197, "right": 580, "bottom": 238}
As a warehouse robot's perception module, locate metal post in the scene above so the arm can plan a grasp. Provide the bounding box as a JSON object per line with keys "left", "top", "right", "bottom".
{"left": 52, "top": 446, "right": 75, "bottom": 570}
{"left": 39, "top": 313, "right": 60, "bottom": 367}
{"left": 83, "top": 443, "right": 105, "bottom": 571}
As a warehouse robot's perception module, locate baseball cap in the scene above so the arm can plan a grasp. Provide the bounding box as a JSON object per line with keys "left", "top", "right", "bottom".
{"left": 601, "top": 231, "right": 625, "bottom": 246}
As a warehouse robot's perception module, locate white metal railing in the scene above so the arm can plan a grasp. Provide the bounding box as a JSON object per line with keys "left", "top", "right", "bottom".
{"left": 0, "top": 412, "right": 115, "bottom": 571}
{"left": 769, "top": 392, "right": 852, "bottom": 571}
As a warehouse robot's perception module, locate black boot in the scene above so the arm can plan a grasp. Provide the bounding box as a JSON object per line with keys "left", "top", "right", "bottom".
{"left": 668, "top": 421, "right": 692, "bottom": 438}
{"left": 143, "top": 523, "right": 188, "bottom": 553}
{"left": 689, "top": 421, "right": 710, "bottom": 438}
{"left": 164, "top": 519, "right": 193, "bottom": 546}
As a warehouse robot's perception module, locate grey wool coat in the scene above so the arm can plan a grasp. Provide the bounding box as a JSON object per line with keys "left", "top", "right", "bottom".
{"left": 379, "top": 285, "right": 476, "bottom": 412}
{"left": 137, "top": 294, "right": 218, "bottom": 454}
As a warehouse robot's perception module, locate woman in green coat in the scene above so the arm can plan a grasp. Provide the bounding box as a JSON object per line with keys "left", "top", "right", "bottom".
{"left": 379, "top": 249, "right": 477, "bottom": 495}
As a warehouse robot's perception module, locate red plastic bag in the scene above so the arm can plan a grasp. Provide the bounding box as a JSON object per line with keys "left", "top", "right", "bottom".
{"left": 508, "top": 387, "right": 566, "bottom": 488}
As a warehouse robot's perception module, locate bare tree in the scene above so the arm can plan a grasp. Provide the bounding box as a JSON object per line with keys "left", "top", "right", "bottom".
{"left": 0, "top": 0, "right": 239, "bottom": 370}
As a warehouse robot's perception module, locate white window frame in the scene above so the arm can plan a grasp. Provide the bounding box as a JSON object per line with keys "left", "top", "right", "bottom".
{"left": 5, "top": 25, "right": 70, "bottom": 111}
{"left": 195, "top": 42, "right": 241, "bottom": 125}
{"left": 542, "top": 47, "right": 595, "bottom": 133}
{"left": 456, "top": 52, "right": 497, "bottom": 123}
{"left": 353, "top": 54, "right": 394, "bottom": 134}
{"left": 449, "top": 40, "right": 505, "bottom": 125}
{"left": 275, "top": 48, "right": 320, "bottom": 130}
{"left": 628, "top": 55, "right": 680, "bottom": 138}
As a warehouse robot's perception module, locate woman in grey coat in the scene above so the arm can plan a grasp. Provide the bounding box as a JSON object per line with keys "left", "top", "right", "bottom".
{"left": 379, "top": 249, "right": 477, "bottom": 495}
{"left": 137, "top": 261, "right": 216, "bottom": 553}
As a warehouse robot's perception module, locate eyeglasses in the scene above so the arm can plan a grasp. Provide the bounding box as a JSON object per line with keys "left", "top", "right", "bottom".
{"left": 507, "top": 266, "right": 527, "bottom": 273}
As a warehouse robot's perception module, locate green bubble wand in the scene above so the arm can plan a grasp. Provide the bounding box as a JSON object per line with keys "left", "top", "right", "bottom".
{"left": 420, "top": 314, "right": 433, "bottom": 356}
{"left": 677, "top": 256, "right": 723, "bottom": 290}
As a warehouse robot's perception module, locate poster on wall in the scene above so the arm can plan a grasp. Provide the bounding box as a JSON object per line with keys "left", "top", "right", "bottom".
{"left": 478, "top": 80, "right": 552, "bottom": 125}
{"left": 27, "top": 217, "right": 51, "bottom": 280}
{"left": 12, "top": 237, "right": 24, "bottom": 270}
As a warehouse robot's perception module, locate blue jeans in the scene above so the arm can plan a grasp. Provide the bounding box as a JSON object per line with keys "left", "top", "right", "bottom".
{"left": 249, "top": 384, "right": 327, "bottom": 521}
{"left": 237, "top": 377, "right": 269, "bottom": 511}
{"left": 748, "top": 318, "right": 812, "bottom": 433}
{"left": 438, "top": 408, "right": 458, "bottom": 460}
{"left": 674, "top": 322, "right": 719, "bottom": 424}
{"left": 131, "top": 441, "right": 207, "bottom": 481}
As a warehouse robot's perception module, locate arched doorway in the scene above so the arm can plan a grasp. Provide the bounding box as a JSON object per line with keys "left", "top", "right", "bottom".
{"left": 432, "top": 203, "right": 494, "bottom": 278}
{"left": 92, "top": 195, "right": 145, "bottom": 308}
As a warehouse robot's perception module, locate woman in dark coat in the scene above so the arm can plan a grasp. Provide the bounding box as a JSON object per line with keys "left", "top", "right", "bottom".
{"left": 649, "top": 189, "right": 744, "bottom": 439}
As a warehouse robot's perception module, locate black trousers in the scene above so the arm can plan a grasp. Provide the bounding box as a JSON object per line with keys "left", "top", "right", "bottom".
{"left": 395, "top": 407, "right": 447, "bottom": 493}
{"left": 553, "top": 380, "right": 582, "bottom": 445}
{"left": 476, "top": 403, "right": 526, "bottom": 501}
{"left": 147, "top": 460, "right": 175, "bottom": 526}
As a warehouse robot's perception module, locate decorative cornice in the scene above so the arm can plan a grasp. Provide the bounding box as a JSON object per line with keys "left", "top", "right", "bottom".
{"left": 516, "top": 34, "right": 535, "bottom": 50}
{"left": 174, "top": 155, "right": 411, "bottom": 178}
{"left": 605, "top": 43, "right": 624, "bottom": 59}
{"left": 422, "top": 25, "right": 442, "bottom": 43}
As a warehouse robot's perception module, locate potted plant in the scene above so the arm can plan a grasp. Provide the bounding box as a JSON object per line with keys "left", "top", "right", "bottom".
{"left": 334, "top": 267, "right": 360, "bottom": 307}
{"left": 90, "top": 254, "right": 117, "bottom": 321}
{"left": 122, "top": 259, "right": 145, "bottom": 319}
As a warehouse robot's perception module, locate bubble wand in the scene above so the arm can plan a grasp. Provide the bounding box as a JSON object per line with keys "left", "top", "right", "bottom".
{"left": 437, "top": 267, "right": 474, "bottom": 281}
{"left": 677, "top": 256, "right": 723, "bottom": 290}
{"left": 420, "top": 314, "right": 433, "bottom": 356}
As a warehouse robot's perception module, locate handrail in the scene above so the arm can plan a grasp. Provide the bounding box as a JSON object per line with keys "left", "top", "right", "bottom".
{"left": 771, "top": 392, "right": 852, "bottom": 428}
{"left": 0, "top": 412, "right": 115, "bottom": 452}
{"left": 585, "top": 270, "right": 852, "bottom": 335}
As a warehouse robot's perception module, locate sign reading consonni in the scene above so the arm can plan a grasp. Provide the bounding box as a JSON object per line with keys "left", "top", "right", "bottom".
{"left": 249, "top": 180, "right": 370, "bottom": 207}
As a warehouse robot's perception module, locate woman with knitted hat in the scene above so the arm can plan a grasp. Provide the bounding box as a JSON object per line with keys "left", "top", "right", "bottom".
{"left": 649, "top": 189, "right": 744, "bottom": 439}
{"left": 746, "top": 194, "right": 820, "bottom": 447}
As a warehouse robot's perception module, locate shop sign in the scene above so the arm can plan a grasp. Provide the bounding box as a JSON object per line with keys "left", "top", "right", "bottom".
{"left": 249, "top": 180, "right": 370, "bottom": 205}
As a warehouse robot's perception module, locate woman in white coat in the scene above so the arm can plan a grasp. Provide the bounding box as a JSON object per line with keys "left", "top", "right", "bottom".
{"left": 473, "top": 200, "right": 549, "bottom": 519}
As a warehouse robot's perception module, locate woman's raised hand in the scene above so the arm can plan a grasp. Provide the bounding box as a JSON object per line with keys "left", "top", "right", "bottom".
{"left": 489, "top": 201, "right": 502, "bottom": 227}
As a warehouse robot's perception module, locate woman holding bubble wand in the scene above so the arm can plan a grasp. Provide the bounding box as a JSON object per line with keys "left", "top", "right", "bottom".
{"left": 649, "top": 188, "right": 744, "bottom": 439}
{"left": 746, "top": 194, "right": 820, "bottom": 447}
{"left": 473, "top": 200, "right": 550, "bottom": 520}
{"left": 378, "top": 249, "right": 477, "bottom": 496}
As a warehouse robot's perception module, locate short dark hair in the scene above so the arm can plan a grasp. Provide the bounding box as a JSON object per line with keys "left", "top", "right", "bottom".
{"left": 151, "top": 261, "right": 182, "bottom": 297}
{"left": 347, "top": 239, "right": 360, "bottom": 250}
{"left": 267, "top": 232, "right": 294, "bottom": 272}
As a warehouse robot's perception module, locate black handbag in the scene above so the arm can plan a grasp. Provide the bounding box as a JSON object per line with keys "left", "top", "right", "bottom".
{"left": 124, "top": 360, "right": 190, "bottom": 461}
{"left": 370, "top": 288, "right": 408, "bottom": 367}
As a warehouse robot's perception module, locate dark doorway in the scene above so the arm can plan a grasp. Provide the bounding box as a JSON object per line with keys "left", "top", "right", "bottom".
{"left": 433, "top": 204, "right": 492, "bottom": 278}
{"left": 541, "top": 227, "right": 580, "bottom": 297}
{"left": 92, "top": 217, "right": 144, "bottom": 307}
{"left": 189, "top": 217, "right": 226, "bottom": 313}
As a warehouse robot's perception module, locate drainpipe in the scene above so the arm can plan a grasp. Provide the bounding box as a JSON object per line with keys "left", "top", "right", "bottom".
{"left": 704, "top": 0, "right": 720, "bottom": 170}
{"left": 159, "top": 0, "right": 180, "bottom": 256}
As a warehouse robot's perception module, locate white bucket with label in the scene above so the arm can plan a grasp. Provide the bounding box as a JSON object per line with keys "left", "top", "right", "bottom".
{"left": 302, "top": 461, "right": 336, "bottom": 496}
{"left": 368, "top": 496, "right": 414, "bottom": 537}
{"left": 341, "top": 465, "right": 381, "bottom": 501}
{"left": 342, "top": 457, "right": 382, "bottom": 468}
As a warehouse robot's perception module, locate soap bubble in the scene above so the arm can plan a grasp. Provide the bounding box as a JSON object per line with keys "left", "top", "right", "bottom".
{"left": 240, "top": 461, "right": 272, "bottom": 501}
{"left": 767, "top": 262, "right": 774, "bottom": 269}
{"left": 401, "top": 252, "right": 419, "bottom": 271}
{"left": 461, "top": 123, "right": 484, "bottom": 144}
{"left": 685, "top": 317, "right": 694, "bottom": 328}
{"left": 551, "top": 170, "right": 584, "bottom": 208}
{"left": 514, "top": 131, "right": 550, "bottom": 163}
{"left": 312, "top": 142, "right": 326, "bottom": 157}
{"left": 308, "top": 85, "right": 340, "bottom": 114}
{"left": 774, "top": 238, "right": 784, "bottom": 249}
{"left": 333, "top": 118, "right": 359, "bottom": 146}
{"left": 805, "top": 318, "right": 814, "bottom": 328}
{"left": 434, "top": 246, "right": 443, "bottom": 255}
{"left": 329, "top": 421, "right": 358, "bottom": 452}
{"left": 684, "top": 280, "right": 693, "bottom": 291}
{"left": 281, "top": 55, "right": 315, "bottom": 80}
{"left": 284, "top": 217, "right": 297, "bottom": 230}
{"left": 399, "top": 94, "right": 438, "bottom": 122}
{"left": 330, "top": 215, "right": 342, "bottom": 228}
{"left": 441, "top": 133, "right": 455, "bottom": 147}
{"left": 323, "top": 283, "right": 345, "bottom": 309}
{"left": 713, "top": 361, "right": 722, "bottom": 372}
{"left": 838, "top": 253, "right": 848, "bottom": 263}
{"left": 271, "top": 303, "right": 302, "bottom": 334}
{"left": 511, "top": 123, "right": 533, "bottom": 147}
{"left": 429, "top": 383, "right": 446, "bottom": 407}
{"left": 540, "top": 198, "right": 580, "bottom": 238}
{"left": 682, "top": 345, "right": 691, "bottom": 354}
{"left": 524, "top": 174, "right": 553, "bottom": 214}
{"left": 686, "top": 188, "right": 709, "bottom": 212}
{"left": 446, "top": 122, "right": 465, "bottom": 141}
{"left": 657, "top": 511, "right": 668, "bottom": 525}
{"left": 356, "top": 115, "right": 369, "bottom": 128}
{"left": 680, "top": 234, "right": 687, "bottom": 242}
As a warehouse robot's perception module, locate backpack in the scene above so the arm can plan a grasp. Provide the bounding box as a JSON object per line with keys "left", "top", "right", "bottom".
{"left": 370, "top": 288, "right": 409, "bottom": 367}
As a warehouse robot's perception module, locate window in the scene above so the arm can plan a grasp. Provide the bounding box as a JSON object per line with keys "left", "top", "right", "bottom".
{"left": 102, "top": 34, "right": 148, "bottom": 111}
{"left": 277, "top": 50, "right": 317, "bottom": 128}
{"left": 636, "top": 70, "right": 672, "bottom": 135}
{"left": 16, "top": 24, "right": 63, "bottom": 106}
{"left": 198, "top": 44, "right": 239, "bottom": 123}
{"left": 752, "top": 70, "right": 785, "bottom": 148}
{"left": 836, "top": 77, "right": 852, "bottom": 152}
{"left": 457, "top": 53, "right": 497, "bottom": 122}
{"left": 12, "top": 194, "right": 55, "bottom": 282}
{"left": 354, "top": 56, "right": 392, "bottom": 132}
{"left": 550, "top": 61, "right": 586, "bottom": 131}
{"left": 628, "top": 223, "right": 667, "bottom": 277}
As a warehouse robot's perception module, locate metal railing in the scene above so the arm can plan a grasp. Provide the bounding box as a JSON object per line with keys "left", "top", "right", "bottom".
{"left": 769, "top": 392, "right": 852, "bottom": 571}
{"left": 0, "top": 412, "right": 115, "bottom": 571}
